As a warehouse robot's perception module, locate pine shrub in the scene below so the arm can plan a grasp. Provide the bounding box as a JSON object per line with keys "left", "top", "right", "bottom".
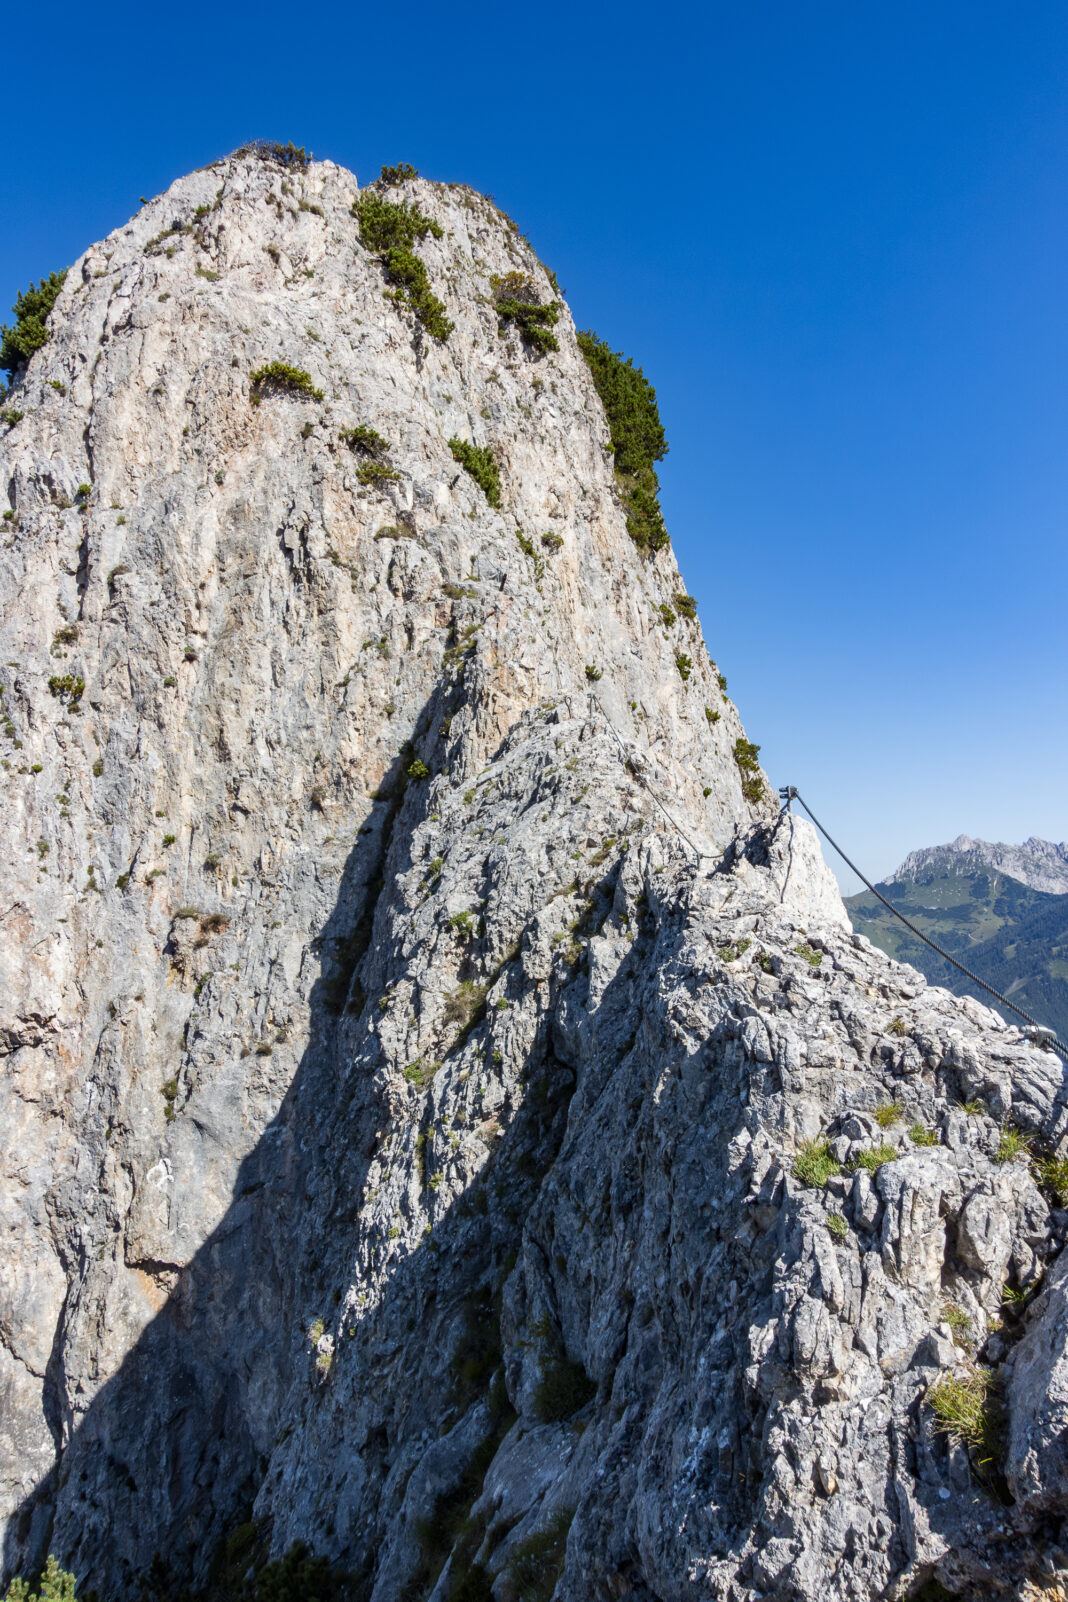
{"left": 448, "top": 438, "right": 501, "bottom": 507}
{"left": 577, "top": 330, "right": 669, "bottom": 553}
{"left": 1, "top": 272, "right": 67, "bottom": 375}
{"left": 353, "top": 194, "right": 452, "bottom": 342}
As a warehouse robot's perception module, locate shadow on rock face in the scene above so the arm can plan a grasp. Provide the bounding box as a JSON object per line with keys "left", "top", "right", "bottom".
{"left": 2, "top": 715, "right": 593, "bottom": 1600}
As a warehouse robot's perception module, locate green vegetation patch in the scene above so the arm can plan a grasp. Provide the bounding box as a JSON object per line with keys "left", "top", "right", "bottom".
{"left": 1034, "top": 1152, "right": 1068, "bottom": 1205}
{"left": 927, "top": 1368, "right": 1004, "bottom": 1471}
{"left": 380, "top": 162, "right": 418, "bottom": 185}
{"left": 353, "top": 192, "right": 452, "bottom": 342}
{"left": 490, "top": 272, "right": 560, "bottom": 354}
{"left": 1, "top": 271, "right": 67, "bottom": 375}
{"left": 449, "top": 438, "right": 501, "bottom": 507}
{"left": 733, "top": 738, "right": 765, "bottom": 804}
{"left": 48, "top": 673, "right": 84, "bottom": 705}
{"left": 717, "top": 937, "right": 751, "bottom": 963}
{"left": 576, "top": 330, "right": 669, "bottom": 554}
{"left": 826, "top": 1210, "right": 848, "bottom": 1241}
{"left": 994, "top": 1126, "right": 1031, "bottom": 1164}
{"left": 339, "top": 422, "right": 391, "bottom": 457}
{"left": 850, "top": 1142, "right": 897, "bottom": 1174}
{"left": 874, "top": 1101, "right": 903, "bottom": 1128}
{"left": 4, "top": 1555, "right": 78, "bottom": 1602}
{"left": 793, "top": 1138, "right": 839, "bottom": 1187}
{"left": 250, "top": 362, "right": 323, "bottom": 403}
{"left": 237, "top": 139, "right": 310, "bottom": 169}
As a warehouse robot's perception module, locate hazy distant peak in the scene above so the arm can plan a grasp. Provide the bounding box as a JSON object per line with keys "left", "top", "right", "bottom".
{"left": 888, "top": 834, "right": 1068, "bottom": 895}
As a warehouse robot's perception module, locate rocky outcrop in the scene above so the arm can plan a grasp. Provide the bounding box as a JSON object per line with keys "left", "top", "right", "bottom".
{"left": 1, "top": 147, "right": 1066, "bottom": 1602}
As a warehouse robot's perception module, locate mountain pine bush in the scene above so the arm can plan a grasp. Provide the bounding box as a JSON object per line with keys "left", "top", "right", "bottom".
{"left": 576, "top": 332, "right": 669, "bottom": 553}
{"left": 1, "top": 272, "right": 68, "bottom": 375}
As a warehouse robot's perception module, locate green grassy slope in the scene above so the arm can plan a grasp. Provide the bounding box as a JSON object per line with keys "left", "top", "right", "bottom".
{"left": 845, "top": 865, "right": 1068, "bottom": 1040}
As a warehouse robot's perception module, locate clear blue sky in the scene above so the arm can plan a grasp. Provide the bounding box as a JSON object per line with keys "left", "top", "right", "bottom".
{"left": 5, "top": 1, "right": 1066, "bottom": 890}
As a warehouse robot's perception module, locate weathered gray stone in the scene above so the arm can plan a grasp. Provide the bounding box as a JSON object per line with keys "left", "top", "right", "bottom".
{"left": 0, "top": 148, "right": 1065, "bottom": 1601}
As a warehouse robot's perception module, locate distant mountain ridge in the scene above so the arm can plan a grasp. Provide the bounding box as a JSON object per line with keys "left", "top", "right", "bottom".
{"left": 887, "top": 833, "right": 1068, "bottom": 896}
{"left": 846, "top": 832, "right": 1068, "bottom": 1040}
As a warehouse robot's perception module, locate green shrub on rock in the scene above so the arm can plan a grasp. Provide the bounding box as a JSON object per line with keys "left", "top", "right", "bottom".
{"left": 448, "top": 438, "right": 501, "bottom": 507}
{"left": 3, "top": 1556, "right": 78, "bottom": 1602}
{"left": 577, "top": 330, "right": 669, "bottom": 554}
{"left": 353, "top": 193, "right": 452, "bottom": 342}
{"left": 1, "top": 272, "right": 67, "bottom": 375}
{"left": 733, "top": 737, "right": 765, "bottom": 803}
{"left": 249, "top": 362, "right": 323, "bottom": 403}
{"left": 490, "top": 272, "right": 560, "bottom": 353}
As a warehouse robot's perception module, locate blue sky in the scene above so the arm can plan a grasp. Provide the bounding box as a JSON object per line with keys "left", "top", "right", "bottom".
{"left": 4, "top": 1, "right": 1066, "bottom": 889}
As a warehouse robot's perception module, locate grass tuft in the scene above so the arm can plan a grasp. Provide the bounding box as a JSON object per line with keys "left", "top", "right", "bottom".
{"left": 994, "top": 1126, "right": 1031, "bottom": 1164}
{"left": 927, "top": 1368, "right": 1003, "bottom": 1469}
{"left": 850, "top": 1142, "right": 897, "bottom": 1174}
{"left": 793, "top": 1138, "right": 839, "bottom": 1188}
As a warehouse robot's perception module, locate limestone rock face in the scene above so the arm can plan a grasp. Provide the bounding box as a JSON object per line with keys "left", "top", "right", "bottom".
{"left": 1, "top": 150, "right": 1066, "bottom": 1601}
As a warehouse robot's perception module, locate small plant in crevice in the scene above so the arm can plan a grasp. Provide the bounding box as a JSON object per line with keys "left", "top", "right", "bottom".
{"left": 850, "top": 1143, "right": 897, "bottom": 1174}
{"left": 507, "top": 529, "right": 544, "bottom": 581}
{"left": 795, "top": 942, "right": 822, "bottom": 969}
{"left": 490, "top": 271, "right": 560, "bottom": 354}
{"left": 927, "top": 1367, "right": 1004, "bottom": 1478}
{"left": 584, "top": 664, "right": 602, "bottom": 682}
{"left": 794, "top": 1138, "right": 839, "bottom": 1187}
{"left": 994, "top": 1125, "right": 1031, "bottom": 1165}
{"left": 826, "top": 1210, "right": 848, "bottom": 1241}
{"left": 941, "top": 1301, "right": 973, "bottom": 1345}
{"left": 448, "top": 437, "right": 501, "bottom": 507}
{"left": 874, "top": 1101, "right": 903, "bottom": 1128}
{"left": 1033, "top": 1152, "right": 1068, "bottom": 1205}
{"left": 249, "top": 362, "right": 323, "bottom": 404}
{"left": 909, "top": 1121, "right": 939, "bottom": 1147}
{"left": 733, "top": 737, "right": 765, "bottom": 804}
{"left": 443, "top": 979, "right": 489, "bottom": 1044}
{"left": 577, "top": 330, "right": 668, "bottom": 554}
{"left": 380, "top": 161, "right": 418, "bottom": 185}
{"left": 675, "top": 652, "right": 692, "bottom": 681}
{"left": 718, "top": 937, "right": 751, "bottom": 963}
{"left": 353, "top": 191, "right": 452, "bottom": 342}
{"left": 704, "top": 704, "right": 720, "bottom": 725}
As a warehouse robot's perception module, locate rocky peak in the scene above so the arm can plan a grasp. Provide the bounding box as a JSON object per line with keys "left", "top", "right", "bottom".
{"left": 1, "top": 148, "right": 1066, "bottom": 1602}
{"left": 889, "top": 834, "right": 1068, "bottom": 896}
